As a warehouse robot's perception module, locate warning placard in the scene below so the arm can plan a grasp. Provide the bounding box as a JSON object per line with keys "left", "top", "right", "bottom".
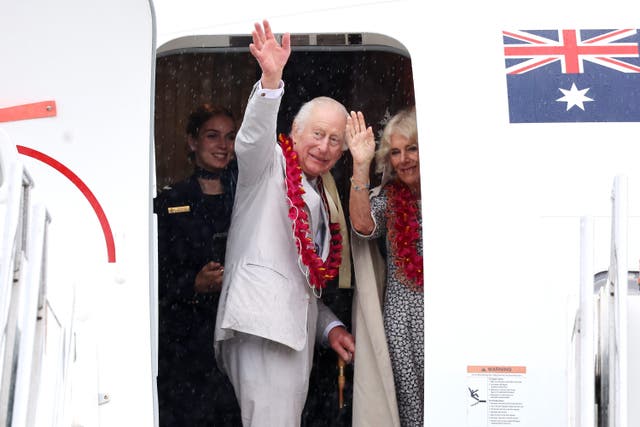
{"left": 466, "top": 365, "right": 526, "bottom": 426}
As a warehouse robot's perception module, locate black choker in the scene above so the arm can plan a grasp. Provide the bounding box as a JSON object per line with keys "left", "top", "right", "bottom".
{"left": 195, "top": 167, "right": 222, "bottom": 180}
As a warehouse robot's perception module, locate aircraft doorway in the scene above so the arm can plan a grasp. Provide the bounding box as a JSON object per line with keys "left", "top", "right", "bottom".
{"left": 153, "top": 31, "right": 417, "bottom": 426}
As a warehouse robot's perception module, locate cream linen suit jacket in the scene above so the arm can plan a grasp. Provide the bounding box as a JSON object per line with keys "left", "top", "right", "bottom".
{"left": 214, "top": 83, "right": 340, "bottom": 358}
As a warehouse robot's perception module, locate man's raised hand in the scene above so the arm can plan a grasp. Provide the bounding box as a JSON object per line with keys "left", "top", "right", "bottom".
{"left": 249, "top": 20, "right": 291, "bottom": 89}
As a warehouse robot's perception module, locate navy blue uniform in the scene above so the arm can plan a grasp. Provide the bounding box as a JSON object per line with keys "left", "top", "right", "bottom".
{"left": 154, "top": 163, "right": 241, "bottom": 426}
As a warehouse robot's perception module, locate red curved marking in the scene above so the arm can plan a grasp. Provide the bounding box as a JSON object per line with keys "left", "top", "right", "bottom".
{"left": 16, "top": 145, "right": 116, "bottom": 263}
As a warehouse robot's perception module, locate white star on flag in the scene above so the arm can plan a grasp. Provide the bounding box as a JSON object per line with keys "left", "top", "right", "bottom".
{"left": 556, "top": 83, "right": 594, "bottom": 111}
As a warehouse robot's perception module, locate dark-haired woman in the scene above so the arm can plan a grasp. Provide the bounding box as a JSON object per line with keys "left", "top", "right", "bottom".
{"left": 154, "top": 104, "right": 241, "bottom": 426}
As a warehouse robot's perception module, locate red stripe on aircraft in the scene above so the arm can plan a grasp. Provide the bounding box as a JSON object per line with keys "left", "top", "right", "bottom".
{"left": 0, "top": 101, "right": 57, "bottom": 122}
{"left": 16, "top": 145, "right": 116, "bottom": 263}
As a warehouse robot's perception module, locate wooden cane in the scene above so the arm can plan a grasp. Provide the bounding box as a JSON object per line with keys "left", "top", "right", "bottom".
{"left": 338, "top": 357, "right": 346, "bottom": 408}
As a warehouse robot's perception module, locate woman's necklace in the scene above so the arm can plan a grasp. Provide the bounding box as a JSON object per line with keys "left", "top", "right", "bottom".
{"left": 279, "top": 134, "right": 342, "bottom": 292}
{"left": 386, "top": 179, "right": 423, "bottom": 289}
{"left": 194, "top": 166, "right": 221, "bottom": 180}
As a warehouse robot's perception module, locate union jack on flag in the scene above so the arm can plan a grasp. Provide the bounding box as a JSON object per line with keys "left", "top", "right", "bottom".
{"left": 503, "top": 29, "right": 640, "bottom": 123}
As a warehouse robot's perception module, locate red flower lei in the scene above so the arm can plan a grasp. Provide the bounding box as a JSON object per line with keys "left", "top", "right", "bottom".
{"left": 386, "top": 180, "right": 423, "bottom": 289}
{"left": 278, "top": 133, "right": 342, "bottom": 291}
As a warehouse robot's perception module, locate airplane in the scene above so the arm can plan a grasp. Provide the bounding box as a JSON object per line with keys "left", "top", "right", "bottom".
{"left": 2, "top": 0, "right": 640, "bottom": 425}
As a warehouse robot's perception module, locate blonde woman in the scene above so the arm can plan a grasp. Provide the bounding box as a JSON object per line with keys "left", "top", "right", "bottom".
{"left": 347, "top": 107, "right": 424, "bottom": 427}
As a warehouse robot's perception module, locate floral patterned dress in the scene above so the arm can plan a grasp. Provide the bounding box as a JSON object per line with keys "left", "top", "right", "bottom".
{"left": 367, "top": 182, "right": 424, "bottom": 427}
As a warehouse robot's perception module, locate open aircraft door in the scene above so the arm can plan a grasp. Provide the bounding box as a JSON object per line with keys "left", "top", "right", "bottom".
{"left": 0, "top": 1, "right": 156, "bottom": 425}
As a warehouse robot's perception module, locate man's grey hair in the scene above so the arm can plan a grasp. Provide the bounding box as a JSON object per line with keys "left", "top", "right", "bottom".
{"left": 292, "top": 96, "right": 349, "bottom": 150}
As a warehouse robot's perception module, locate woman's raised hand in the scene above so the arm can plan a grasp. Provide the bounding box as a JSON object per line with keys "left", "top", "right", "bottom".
{"left": 346, "top": 111, "right": 375, "bottom": 167}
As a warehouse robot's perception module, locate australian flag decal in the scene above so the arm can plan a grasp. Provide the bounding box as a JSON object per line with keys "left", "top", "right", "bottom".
{"left": 503, "top": 29, "right": 640, "bottom": 123}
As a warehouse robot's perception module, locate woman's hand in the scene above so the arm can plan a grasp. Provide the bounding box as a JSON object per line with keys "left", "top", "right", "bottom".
{"left": 346, "top": 111, "right": 375, "bottom": 168}
{"left": 194, "top": 261, "right": 225, "bottom": 293}
{"left": 346, "top": 111, "right": 376, "bottom": 235}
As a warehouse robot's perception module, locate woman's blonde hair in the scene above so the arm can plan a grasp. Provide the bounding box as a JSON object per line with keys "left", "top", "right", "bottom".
{"left": 375, "top": 107, "right": 418, "bottom": 180}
